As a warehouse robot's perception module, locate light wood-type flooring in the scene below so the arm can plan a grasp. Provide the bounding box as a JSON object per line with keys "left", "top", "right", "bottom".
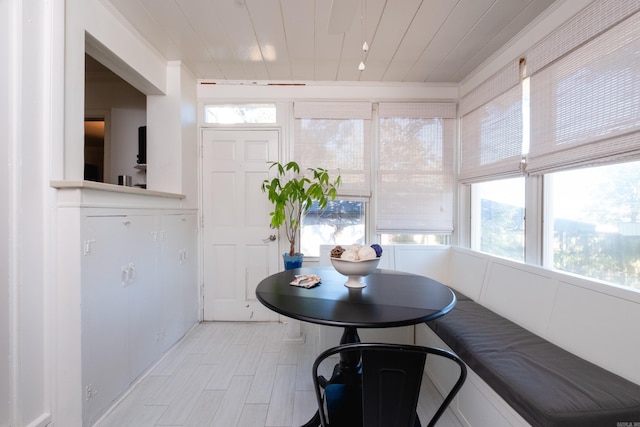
{"left": 95, "top": 321, "right": 464, "bottom": 427}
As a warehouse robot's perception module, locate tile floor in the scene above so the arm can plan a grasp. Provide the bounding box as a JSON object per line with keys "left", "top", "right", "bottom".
{"left": 95, "top": 321, "right": 463, "bottom": 427}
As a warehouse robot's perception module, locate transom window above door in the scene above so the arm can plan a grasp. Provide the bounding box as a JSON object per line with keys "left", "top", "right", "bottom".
{"left": 203, "top": 104, "right": 276, "bottom": 124}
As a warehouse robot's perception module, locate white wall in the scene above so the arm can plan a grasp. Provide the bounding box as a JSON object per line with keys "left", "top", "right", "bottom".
{"left": 53, "top": 1, "right": 199, "bottom": 426}
{"left": 180, "top": 64, "right": 199, "bottom": 208}
{"left": 1, "top": 1, "right": 14, "bottom": 424}
{"left": 63, "top": 0, "right": 200, "bottom": 195}
{"left": 64, "top": 0, "right": 167, "bottom": 182}
{"left": 147, "top": 61, "right": 198, "bottom": 200}
{"left": 109, "top": 108, "right": 147, "bottom": 185}
{"left": 84, "top": 60, "right": 199, "bottom": 194}
{"left": 2, "top": 0, "right": 59, "bottom": 426}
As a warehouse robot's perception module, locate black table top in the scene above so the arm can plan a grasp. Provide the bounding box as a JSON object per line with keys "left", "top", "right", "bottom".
{"left": 255, "top": 267, "right": 456, "bottom": 328}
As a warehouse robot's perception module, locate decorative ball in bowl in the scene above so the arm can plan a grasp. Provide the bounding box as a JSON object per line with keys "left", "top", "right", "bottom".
{"left": 330, "top": 257, "right": 380, "bottom": 288}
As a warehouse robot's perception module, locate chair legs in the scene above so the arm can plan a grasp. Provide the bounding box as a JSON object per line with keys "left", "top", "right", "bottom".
{"left": 312, "top": 343, "right": 466, "bottom": 427}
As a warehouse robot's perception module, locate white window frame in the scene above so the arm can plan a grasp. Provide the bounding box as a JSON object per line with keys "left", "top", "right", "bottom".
{"left": 202, "top": 103, "right": 277, "bottom": 125}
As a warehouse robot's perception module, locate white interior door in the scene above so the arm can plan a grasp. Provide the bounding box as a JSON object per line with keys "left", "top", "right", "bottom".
{"left": 202, "top": 129, "right": 280, "bottom": 321}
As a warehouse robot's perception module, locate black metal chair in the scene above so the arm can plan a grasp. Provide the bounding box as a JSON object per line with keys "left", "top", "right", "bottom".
{"left": 312, "top": 343, "right": 467, "bottom": 427}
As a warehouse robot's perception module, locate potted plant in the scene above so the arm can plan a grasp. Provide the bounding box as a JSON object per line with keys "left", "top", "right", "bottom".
{"left": 262, "top": 161, "right": 341, "bottom": 270}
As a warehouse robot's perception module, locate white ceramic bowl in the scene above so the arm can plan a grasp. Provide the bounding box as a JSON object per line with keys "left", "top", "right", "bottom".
{"left": 330, "top": 257, "right": 381, "bottom": 288}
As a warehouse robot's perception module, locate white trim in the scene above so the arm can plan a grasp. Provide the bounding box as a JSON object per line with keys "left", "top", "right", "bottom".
{"left": 524, "top": 175, "right": 543, "bottom": 265}
{"left": 198, "top": 81, "right": 459, "bottom": 102}
{"left": 8, "top": 0, "right": 22, "bottom": 424}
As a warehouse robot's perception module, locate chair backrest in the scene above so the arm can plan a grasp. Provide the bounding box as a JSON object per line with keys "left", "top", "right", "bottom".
{"left": 312, "top": 342, "right": 466, "bottom": 427}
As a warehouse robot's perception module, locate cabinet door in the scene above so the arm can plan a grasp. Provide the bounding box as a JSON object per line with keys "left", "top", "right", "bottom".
{"left": 181, "top": 214, "right": 199, "bottom": 332}
{"left": 82, "top": 215, "right": 130, "bottom": 424}
{"left": 158, "top": 214, "right": 185, "bottom": 350}
{"left": 127, "top": 215, "right": 162, "bottom": 379}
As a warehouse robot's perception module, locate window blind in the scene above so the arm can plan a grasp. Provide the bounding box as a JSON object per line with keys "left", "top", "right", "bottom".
{"left": 525, "top": 0, "right": 640, "bottom": 77}
{"left": 377, "top": 103, "right": 455, "bottom": 233}
{"left": 459, "top": 61, "right": 524, "bottom": 183}
{"left": 293, "top": 102, "right": 372, "bottom": 196}
{"left": 527, "top": 7, "right": 640, "bottom": 174}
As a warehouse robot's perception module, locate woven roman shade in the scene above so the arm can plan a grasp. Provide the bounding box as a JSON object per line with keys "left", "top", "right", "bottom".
{"left": 293, "top": 102, "right": 372, "bottom": 197}
{"left": 377, "top": 103, "right": 456, "bottom": 233}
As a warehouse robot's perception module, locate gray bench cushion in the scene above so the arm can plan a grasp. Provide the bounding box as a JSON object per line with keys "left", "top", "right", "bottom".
{"left": 428, "top": 299, "right": 640, "bottom": 427}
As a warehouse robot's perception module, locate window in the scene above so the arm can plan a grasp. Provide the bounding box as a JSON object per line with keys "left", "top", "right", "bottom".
{"left": 377, "top": 103, "right": 456, "bottom": 241}
{"left": 462, "top": 62, "right": 527, "bottom": 261}
{"left": 459, "top": 61, "right": 524, "bottom": 183}
{"left": 545, "top": 162, "right": 640, "bottom": 289}
{"left": 527, "top": 9, "right": 640, "bottom": 173}
{"left": 523, "top": 0, "right": 640, "bottom": 288}
{"left": 301, "top": 200, "right": 366, "bottom": 257}
{"left": 294, "top": 102, "right": 371, "bottom": 256}
{"left": 204, "top": 104, "right": 276, "bottom": 124}
{"left": 293, "top": 102, "right": 371, "bottom": 197}
{"left": 294, "top": 102, "right": 456, "bottom": 254}
{"left": 472, "top": 178, "right": 525, "bottom": 262}
{"left": 461, "top": 0, "right": 640, "bottom": 291}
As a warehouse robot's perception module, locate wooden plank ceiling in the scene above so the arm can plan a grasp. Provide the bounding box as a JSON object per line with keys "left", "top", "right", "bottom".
{"left": 102, "top": 0, "right": 560, "bottom": 83}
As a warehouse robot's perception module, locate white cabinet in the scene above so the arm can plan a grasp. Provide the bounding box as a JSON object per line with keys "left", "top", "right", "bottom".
{"left": 181, "top": 214, "right": 199, "bottom": 333}
{"left": 81, "top": 211, "right": 197, "bottom": 424}
{"left": 82, "top": 216, "right": 131, "bottom": 423}
{"left": 127, "top": 215, "right": 162, "bottom": 379}
{"left": 157, "top": 214, "right": 198, "bottom": 351}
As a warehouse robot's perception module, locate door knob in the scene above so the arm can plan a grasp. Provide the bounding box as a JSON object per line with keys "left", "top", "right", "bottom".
{"left": 263, "top": 234, "right": 276, "bottom": 242}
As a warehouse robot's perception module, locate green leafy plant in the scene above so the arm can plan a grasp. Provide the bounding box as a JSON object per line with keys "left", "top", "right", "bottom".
{"left": 262, "top": 161, "right": 341, "bottom": 256}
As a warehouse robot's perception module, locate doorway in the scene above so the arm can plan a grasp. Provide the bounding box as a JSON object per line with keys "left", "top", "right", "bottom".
{"left": 201, "top": 129, "right": 281, "bottom": 321}
{"left": 84, "top": 118, "right": 106, "bottom": 182}
{"left": 84, "top": 108, "right": 111, "bottom": 183}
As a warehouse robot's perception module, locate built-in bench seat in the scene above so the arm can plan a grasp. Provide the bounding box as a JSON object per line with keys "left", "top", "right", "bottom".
{"left": 427, "top": 292, "right": 640, "bottom": 427}
{"left": 320, "top": 244, "right": 640, "bottom": 425}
